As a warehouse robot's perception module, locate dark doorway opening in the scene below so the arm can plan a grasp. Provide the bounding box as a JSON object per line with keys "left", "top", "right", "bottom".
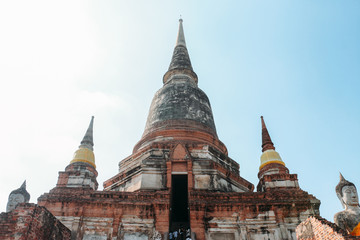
{"left": 170, "top": 174, "right": 189, "bottom": 232}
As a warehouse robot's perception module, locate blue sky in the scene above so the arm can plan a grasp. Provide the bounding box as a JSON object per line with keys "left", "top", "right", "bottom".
{"left": 0, "top": 0, "right": 359, "bottom": 222}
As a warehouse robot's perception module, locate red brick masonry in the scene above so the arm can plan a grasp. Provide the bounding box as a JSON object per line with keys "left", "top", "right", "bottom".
{"left": 296, "top": 216, "right": 360, "bottom": 240}
{"left": 0, "top": 203, "right": 71, "bottom": 240}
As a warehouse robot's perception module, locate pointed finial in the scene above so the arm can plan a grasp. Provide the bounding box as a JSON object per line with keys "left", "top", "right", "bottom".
{"left": 80, "top": 116, "right": 94, "bottom": 151}
{"left": 163, "top": 19, "right": 197, "bottom": 84}
{"left": 176, "top": 18, "right": 186, "bottom": 47}
{"left": 261, "top": 116, "right": 275, "bottom": 152}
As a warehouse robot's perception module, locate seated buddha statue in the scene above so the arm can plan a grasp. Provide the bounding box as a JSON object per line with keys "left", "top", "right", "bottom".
{"left": 334, "top": 173, "right": 360, "bottom": 236}
{"left": 6, "top": 180, "right": 30, "bottom": 212}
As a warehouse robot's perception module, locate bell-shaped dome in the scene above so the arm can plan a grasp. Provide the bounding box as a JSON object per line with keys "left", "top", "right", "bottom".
{"left": 71, "top": 147, "right": 96, "bottom": 168}
{"left": 143, "top": 77, "right": 217, "bottom": 137}
{"left": 260, "top": 149, "right": 284, "bottom": 170}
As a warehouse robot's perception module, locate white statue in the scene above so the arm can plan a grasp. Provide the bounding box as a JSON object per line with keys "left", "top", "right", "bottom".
{"left": 334, "top": 173, "right": 360, "bottom": 236}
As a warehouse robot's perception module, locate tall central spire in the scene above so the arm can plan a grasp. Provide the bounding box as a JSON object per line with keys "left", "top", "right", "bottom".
{"left": 176, "top": 18, "right": 186, "bottom": 47}
{"left": 163, "top": 19, "right": 198, "bottom": 84}
{"left": 135, "top": 19, "right": 222, "bottom": 154}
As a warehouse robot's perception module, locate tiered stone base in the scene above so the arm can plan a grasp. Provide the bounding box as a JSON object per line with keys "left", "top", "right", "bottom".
{"left": 38, "top": 187, "right": 319, "bottom": 240}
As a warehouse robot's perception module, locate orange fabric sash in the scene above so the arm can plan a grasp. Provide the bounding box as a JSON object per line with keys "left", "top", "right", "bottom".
{"left": 351, "top": 222, "right": 360, "bottom": 236}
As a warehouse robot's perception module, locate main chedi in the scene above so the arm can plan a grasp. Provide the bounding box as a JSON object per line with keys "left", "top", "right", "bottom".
{"left": 104, "top": 18, "right": 251, "bottom": 194}
{"left": 37, "top": 19, "right": 320, "bottom": 240}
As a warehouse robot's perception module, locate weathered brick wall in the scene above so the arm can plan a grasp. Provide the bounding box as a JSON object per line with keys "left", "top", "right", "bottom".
{"left": 38, "top": 188, "right": 171, "bottom": 240}
{"left": 190, "top": 190, "right": 319, "bottom": 240}
{"left": 296, "top": 216, "right": 360, "bottom": 240}
{"left": 37, "top": 186, "right": 320, "bottom": 240}
{"left": 0, "top": 203, "right": 71, "bottom": 240}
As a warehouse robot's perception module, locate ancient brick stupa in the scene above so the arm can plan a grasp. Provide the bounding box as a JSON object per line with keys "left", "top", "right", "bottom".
{"left": 38, "top": 19, "right": 320, "bottom": 240}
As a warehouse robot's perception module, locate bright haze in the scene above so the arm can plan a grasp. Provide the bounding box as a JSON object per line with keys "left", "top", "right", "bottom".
{"left": 0, "top": 1, "right": 359, "bottom": 222}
